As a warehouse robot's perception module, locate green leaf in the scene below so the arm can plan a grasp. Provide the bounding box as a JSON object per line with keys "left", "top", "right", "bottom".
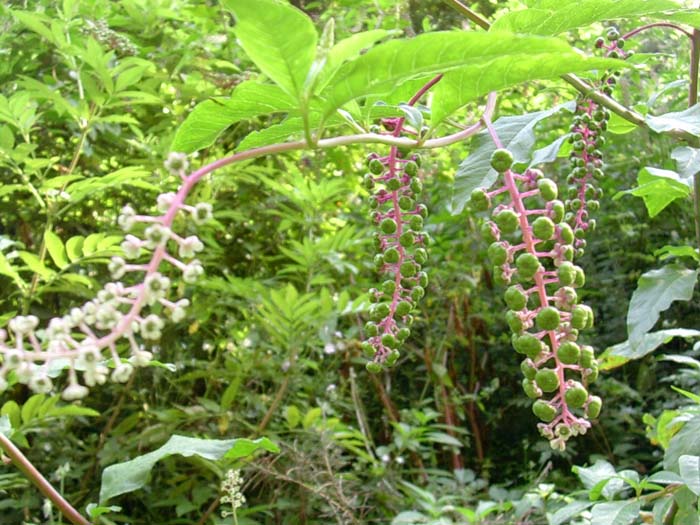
{"left": 573, "top": 460, "right": 622, "bottom": 500}
{"left": 616, "top": 167, "right": 690, "bottom": 218}
{"left": 314, "top": 30, "right": 394, "bottom": 93}
{"left": 285, "top": 405, "right": 301, "bottom": 429}
{"left": 451, "top": 102, "right": 575, "bottom": 214}
{"left": 100, "top": 435, "right": 278, "bottom": 502}
{"left": 627, "top": 265, "right": 698, "bottom": 343}
{"left": 235, "top": 117, "right": 305, "bottom": 152}
{"left": 0, "top": 251, "right": 25, "bottom": 290}
{"left": 590, "top": 501, "right": 641, "bottom": 525}
{"left": 647, "top": 471, "right": 684, "bottom": 484}
{"left": 44, "top": 231, "right": 69, "bottom": 269}
{"left": 600, "top": 328, "right": 700, "bottom": 370}
{"left": 679, "top": 455, "right": 700, "bottom": 495}
{"left": 320, "top": 31, "right": 618, "bottom": 119}
{"left": 607, "top": 111, "right": 638, "bottom": 134}
{"left": 490, "top": 0, "right": 681, "bottom": 35}
{"left": 0, "top": 415, "right": 11, "bottom": 437}
{"left": 655, "top": 244, "right": 700, "bottom": 262}
{"left": 647, "top": 105, "right": 700, "bottom": 138}
{"left": 672, "top": 147, "right": 700, "bottom": 180}
{"left": 172, "top": 82, "right": 295, "bottom": 153}
{"left": 664, "top": 414, "right": 700, "bottom": 471}
{"left": 222, "top": 0, "right": 316, "bottom": 99}
{"left": 549, "top": 500, "right": 594, "bottom": 525}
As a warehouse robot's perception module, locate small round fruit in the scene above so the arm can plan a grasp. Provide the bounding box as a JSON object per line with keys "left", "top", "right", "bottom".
{"left": 505, "top": 286, "right": 527, "bottom": 311}
{"left": 494, "top": 209, "right": 519, "bottom": 234}
{"left": 409, "top": 215, "right": 424, "bottom": 231}
{"left": 564, "top": 381, "right": 588, "bottom": 409}
{"left": 361, "top": 342, "right": 375, "bottom": 357}
{"left": 404, "top": 161, "right": 418, "bottom": 176}
{"left": 550, "top": 200, "right": 565, "bottom": 223}
{"left": 366, "top": 361, "right": 382, "bottom": 373}
{"left": 365, "top": 322, "right": 379, "bottom": 337}
{"left": 385, "top": 349, "right": 400, "bottom": 366}
{"left": 535, "top": 368, "right": 559, "bottom": 393}
{"left": 536, "top": 307, "right": 561, "bottom": 331}
{"left": 538, "top": 178, "right": 558, "bottom": 201}
{"left": 579, "top": 345, "right": 595, "bottom": 368}
{"left": 506, "top": 310, "right": 524, "bottom": 333}
{"left": 520, "top": 359, "right": 538, "bottom": 380}
{"left": 586, "top": 396, "right": 602, "bottom": 418}
{"left": 570, "top": 305, "right": 590, "bottom": 330}
{"left": 470, "top": 188, "right": 491, "bottom": 211}
{"left": 532, "top": 400, "right": 558, "bottom": 422}
{"left": 532, "top": 217, "right": 556, "bottom": 241}
{"left": 382, "top": 280, "right": 396, "bottom": 295}
{"left": 557, "top": 262, "right": 576, "bottom": 286}
{"left": 380, "top": 218, "right": 397, "bottom": 235}
{"left": 396, "top": 327, "right": 411, "bottom": 341}
{"left": 383, "top": 247, "right": 400, "bottom": 264}
{"left": 491, "top": 148, "right": 514, "bottom": 172}
{"left": 395, "top": 301, "right": 412, "bottom": 317}
{"left": 522, "top": 378, "right": 542, "bottom": 399}
{"left": 516, "top": 253, "right": 542, "bottom": 280}
{"left": 513, "top": 333, "right": 543, "bottom": 358}
{"left": 368, "top": 158, "right": 384, "bottom": 175}
{"left": 381, "top": 333, "right": 398, "bottom": 349}
{"left": 556, "top": 341, "right": 580, "bottom": 365}
{"left": 488, "top": 242, "right": 509, "bottom": 266}
{"left": 400, "top": 262, "right": 418, "bottom": 278}
{"left": 399, "top": 232, "right": 415, "bottom": 247}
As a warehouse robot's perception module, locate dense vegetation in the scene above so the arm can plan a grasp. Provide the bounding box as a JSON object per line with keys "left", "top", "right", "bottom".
{"left": 1, "top": 1, "right": 700, "bottom": 524}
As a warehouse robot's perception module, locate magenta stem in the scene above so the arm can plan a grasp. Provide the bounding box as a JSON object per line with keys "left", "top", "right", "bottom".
{"left": 622, "top": 22, "right": 692, "bottom": 40}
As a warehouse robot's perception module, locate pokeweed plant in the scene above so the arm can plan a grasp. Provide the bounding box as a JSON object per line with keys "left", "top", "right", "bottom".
{"left": 2, "top": 0, "right": 700, "bottom": 524}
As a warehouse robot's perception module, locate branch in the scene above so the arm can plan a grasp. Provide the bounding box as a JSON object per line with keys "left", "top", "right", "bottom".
{"left": 0, "top": 433, "right": 91, "bottom": 525}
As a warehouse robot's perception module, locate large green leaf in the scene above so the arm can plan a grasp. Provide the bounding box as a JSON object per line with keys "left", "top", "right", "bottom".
{"left": 171, "top": 82, "right": 295, "bottom": 153}
{"left": 665, "top": 414, "right": 700, "bottom": 471}
{"left": 451, "top": 102, "right": 575, "bottom": 214}
{"left": 646, "top": 105, "right": 700, "bottom": 138}
{"left": 672, "top": 147, "right": 700, "bottom": 179}
{"left": 223, "top": 0, "right": 317, "bottom": 99}
{"left": 590, "top": 501, "right": 641, "bottom": 525}
{"left": 600, "top": 328, "right": 700, "bottom": 370}
{"left": 679, "top": 455, "right": 700, "bottom": 496}
{"left": 490, "top": 0, "right": 681, "bottom": 35}
{"left": 627, "top": 265, "right": 699, "bottom": 343}
{"left": 320, "top": 31, "right": 620, "bottom": 118}
{"left": 615, "top": 167, "right": 690, "bottom": 218}
{"left": 99, "top": 435, "right": 278, "bottom": 502}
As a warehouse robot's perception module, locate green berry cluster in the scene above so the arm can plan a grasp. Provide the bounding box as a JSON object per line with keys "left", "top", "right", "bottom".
{"left": 566, "top": 28, "right": 628, "bottom": 255}
{"left": 471, "top": 148, "right": 601, "bottom": 450}
{"left": 362, "top": 150, "right": 429, "bottom": 372}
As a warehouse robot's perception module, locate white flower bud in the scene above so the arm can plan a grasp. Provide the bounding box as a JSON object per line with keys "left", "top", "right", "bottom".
{"left": 178, "top": 235, "right": 204, "bottom": 259}
{"left": 121, "top": 234, "right": 143, "bottom": 259}
{"left": 183, "top": 261, "right": 204, "bottom": 283}
{"left": 118, "top": 205, "right": 136, "bottom": 231}
{"left": 62, "top": 383, "right": 89, "bottom": 401}
{"left": 164, "top": 152, "right": 189, "bottom": 176}
{"left": 192, "top": 203, "right": 213, "bottom": 225}
{"left": 157, "top": 192, "right": 177, "bottom": 213}
{"left": 140, "top": 314, "right": 164, "bottom": 340}
{"left": 108, "top": 257, "right": 127, "bottom": 279}
{"left": 130, "top": 350, "right": 153, "bottom": 367}
{"left": 111, "top": 363, "right": 134, "bottom": 383}
{"left": 29, "top": 373, "right": 53, "bottom": 394}
{"left": 144, "top": 224, "right": 170, "bottom": 249}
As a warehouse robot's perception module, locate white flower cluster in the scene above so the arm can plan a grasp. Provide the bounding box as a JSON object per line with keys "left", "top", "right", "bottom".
{"left": 0, "top": 153, "right": 213, "bottom": 401}
{"left": 220, "top": 469, "right": 246, "bottom": 519}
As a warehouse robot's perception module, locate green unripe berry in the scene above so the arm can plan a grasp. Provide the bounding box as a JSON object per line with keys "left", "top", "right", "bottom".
{"left": 570, "top": 305, "right": 590, "bottom": 330}
{"left": 557, "top": 261, "right": 576, "bottom": 286}
{"left": 559, "top": 223, "right": 574, "bottom": 245}
{"left": 494, "top": 268, "right": 510, "bottom": 286}
{"left": 404, "top": 161, "right": 418, "bottom": 176}
{"left": 368, "top": 158, "right": 384, "bottom": 175}
{"left": 399, "top": 196, "right": 415, "bottom": 211}
{"left": 585, "top": 364, "right": 599, "bottom": 383}
{"left": 470, "top": 189, "right": 491, "bottom": 212}
{"left": 574, "top": 266, "right": 585, "bottom": 287}
{"left": 417, "top": 204, "right": 428, "bottom": 218}
{"left": 490, "top": 148, "right": 514, "bottom": 172}
{"left": 488, "top": 242, "right": 509, "bottom": 266}
{"left": 532, "top": 217, "right": 556, "bottom": 241}
{"left": 396, "top": 327, "right": 411, "bottom": 341}
{"left": 520, "top": 359, "right": 538, "bottom": 380}
{"left": 418, "top": 271, "right": 429, "bottom": 287}
{"left": 373, "top": 253, "right": 385, "bottom": 269}
{"left": 365, "top": 322, "right": 379, "bottom": 337}
{"left": 399, "top": 232, "right": 415, "bottom": 247}
{"left": 381, "top": 333, "right": 398, "bottom": 349}
{"left": 395, "top": 301, "right": 412, "bottom": 317}
{"left": 513, "top": 333, "right": 542, "bottom": 358}
{"left": 381, "top": 218, "right": 397, "bottom": 234}
{"left": 382, "top": 280, "right": 396, "bottom": 295}
{"left": 375, "top": 303, "right": 390, "bottom": 317}
{"left": 562, "top": 245, "right": 574, "bottom": 262}
{"left": 411, "top": 286, "right": 425, "bottom": 301}
{"left": 532, "top": 400, "right": 558, "bottom": 422}
{"left": 522, "top": 379, "right": 542, "bottom": 399}
{"left": 506, "top": 310, "right": 524, "bottom": 333}
{"left": 579, "top": 345, "right": 595, "bottom": 368}
{"left": 516, "top": 253, "right": 542, "bottom": 280}
{"left": 538, "top": 179, "right": 558, "bottom": 201}
{"left": 494, "top": 209, "right": 519, "bottom": 234}
{"left": 536, "top": 307, "right": 561, "bottom": 331}
{"left": 505, "top": 286, "right": 527, "bottom": 311}
{"left": 586, "top": 396, "right": 602, "bottom": 419}
{"left": 481, "top": 221, "right": 498, "bottom": 243}
{"left": 550, "top": 201, "right": 565, "bottom": 223}
{"left": 363, "top": 174, "right": 375, "bottom": 190}
{"left": 384, "top": 247, "right": 400, "bottom": 264}
{"left": 409, "top": 215, "right": 424, "bottom": 231}
{"left": 564, "top": 381, "right": 588, "bottom": 408}
{"left": 410, "top": 179, "right": 423, "bottom": 194}
{"left": 400, "top": 262, "right": 417, "bottom": 278}
{"left": 385, "top": 349, "right": 400, "bottom": 367}
{"left": 414, "top": 248, "right": 428, "bottom": 265}
{"left": 535, "top": 368, "right": 560, "bottom": 393}
{"left": 366, "top": 361, "right": 382, "bottom": 373}
{"left": 557, "top": 341, "right": 580, "bottom": 365}
{"left": 607, "top": 27, "right": 620, "bottom": 41}
{"left": 361, "top": 342, "right": 375, "bottom": 357}
{"left": 369, "top": 288, "right": 380, "bottom": 303}
{"left": 386, "top": 178, "right": 401, "bottom": 191}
